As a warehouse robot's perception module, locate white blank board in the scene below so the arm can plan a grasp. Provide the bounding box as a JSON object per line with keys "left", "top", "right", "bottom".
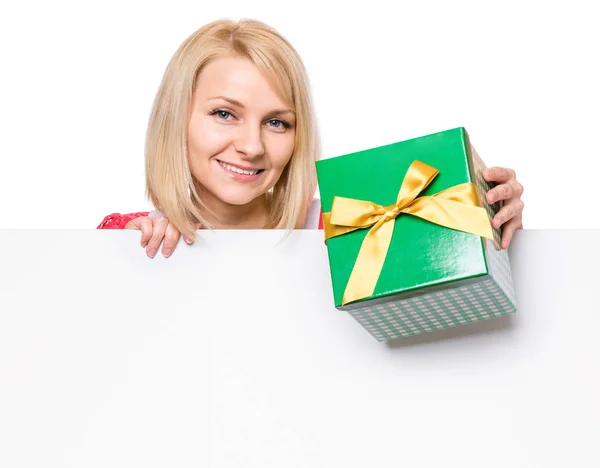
{"left": 0, "top": 229, "right": 598, "bottom": 467}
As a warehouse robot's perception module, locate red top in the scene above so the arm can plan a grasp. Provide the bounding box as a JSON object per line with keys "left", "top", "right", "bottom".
{"left": 96, "top": 212, "right": 150, "bottom": 229}
{"left": 97, "top": 211, "right": 324, "bottom": 230}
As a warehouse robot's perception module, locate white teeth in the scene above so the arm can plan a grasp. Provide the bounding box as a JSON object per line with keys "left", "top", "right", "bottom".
{"left": 218, "top": 160, "right": 259, "bottom": 175}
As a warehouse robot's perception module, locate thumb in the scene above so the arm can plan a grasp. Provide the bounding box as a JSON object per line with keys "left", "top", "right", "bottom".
{"left": 124, "top": 217, "right": 143, "bottom": 230}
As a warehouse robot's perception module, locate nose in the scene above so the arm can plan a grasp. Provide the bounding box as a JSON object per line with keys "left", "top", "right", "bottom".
{"left": 233, "top": 121, "right": 265, "bottom": 159}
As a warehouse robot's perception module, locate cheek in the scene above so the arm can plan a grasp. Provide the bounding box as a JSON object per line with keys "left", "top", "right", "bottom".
{"left": 268, "top": 132, "right": 296, "bottom": 171}
{"left": 187, "top": 116, "right": 230, "bottom": 162}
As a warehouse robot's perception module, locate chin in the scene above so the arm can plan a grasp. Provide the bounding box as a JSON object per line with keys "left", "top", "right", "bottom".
{"left": 215, "top": 188, "right": 264, "bottom": 206}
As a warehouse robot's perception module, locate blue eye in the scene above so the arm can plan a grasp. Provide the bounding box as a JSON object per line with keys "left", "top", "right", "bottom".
{"left": 209, "top": 109, "right": 235, "bottom": 121}
{"left": 268, "top": 119, "right": 290, "bottom": 129}
{"left": 215, "top": 110, "right": 232, "bottom": 120}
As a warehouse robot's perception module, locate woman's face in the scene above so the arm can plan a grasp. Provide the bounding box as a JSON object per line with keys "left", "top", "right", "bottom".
{"left": 187, "top": 55, "right": 296, "bottom": 207}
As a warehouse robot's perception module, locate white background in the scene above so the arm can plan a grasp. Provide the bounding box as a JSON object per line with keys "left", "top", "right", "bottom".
{"left": 1, "top": 229, "right": 599, "bottom": 467}
{"left": 0, "top": 0, "right": 598, "bottom": 229}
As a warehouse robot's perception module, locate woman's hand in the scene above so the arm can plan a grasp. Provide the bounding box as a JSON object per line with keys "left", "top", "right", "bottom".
{"left": 483, "top": 167, "right": 525, "bottom": 249}
{"left": 125, "top": 216, "right": 195, "bottom": 258}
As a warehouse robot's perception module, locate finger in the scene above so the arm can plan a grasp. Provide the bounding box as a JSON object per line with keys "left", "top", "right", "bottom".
{"left": 146, "top": 217, "right": 168, "bottom": 258}
{"left": 138, "top": 217, "right": 154, "bottom": 248}
{"left": 501, "top": 216, "right": 523, "bottom": 249}
{"left": 184, "top": 223, "right": 203, "bottom": 245}
{"left": 486, "top": 180, "right": 523, "bottom": 204}
{"left": 483, "top": 167, "right": 515, "bottom": 184}
{"left": 492, "top": 199, "right": 524, "bottom": 230}
{"left": 125, "top": 217, "right": 154, "bottom": 247}
{"left": 161, "top": 223, "right": 181, "bottom": 257}
{"left": 124, "top": 218, "right": 142, "bottom": 230}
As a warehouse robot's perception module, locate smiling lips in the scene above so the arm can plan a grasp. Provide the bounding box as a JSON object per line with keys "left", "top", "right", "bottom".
{"left": 217, "top": 159, "right": 264, "bottom": 182}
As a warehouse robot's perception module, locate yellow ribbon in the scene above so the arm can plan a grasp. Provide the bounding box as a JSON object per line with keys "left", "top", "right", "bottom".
{"left": 323, "top": 160, "right": 494, "bottom": 305}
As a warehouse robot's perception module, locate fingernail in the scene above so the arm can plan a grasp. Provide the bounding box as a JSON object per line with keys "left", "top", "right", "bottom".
{"left": 163, "top": 248, "right": 172, "bottom": 257}
{"left": 147, "top": 248, "right": 157, "bottom": 258}
{"left": 184, "top": 237, "right": 193, "bottom": 245}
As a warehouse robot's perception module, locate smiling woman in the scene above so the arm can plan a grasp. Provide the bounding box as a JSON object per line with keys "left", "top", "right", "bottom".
{"left": 97, "top": 19, "right": 321, "bottom": 255}
{"left": 98, "top": 18, "right": 524, "bottom": 258}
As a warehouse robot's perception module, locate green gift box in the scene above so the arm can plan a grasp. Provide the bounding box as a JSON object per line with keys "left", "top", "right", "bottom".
{"left": 315, "top": 127, "right": 517, "bottom": 341}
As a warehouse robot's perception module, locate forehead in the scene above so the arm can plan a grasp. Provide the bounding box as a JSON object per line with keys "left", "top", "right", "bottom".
{"left": 195, "top": 55, "right": 291, "bottom": 109}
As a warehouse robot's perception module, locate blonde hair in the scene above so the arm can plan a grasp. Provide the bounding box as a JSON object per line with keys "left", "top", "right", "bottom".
{"left": 144, "top": 19, "right": 320, "bottom": 240}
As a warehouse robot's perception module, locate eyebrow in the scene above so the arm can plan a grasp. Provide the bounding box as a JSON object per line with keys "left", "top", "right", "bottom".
{"left": 208, "top": 96, "right": 295, "bottom": 116}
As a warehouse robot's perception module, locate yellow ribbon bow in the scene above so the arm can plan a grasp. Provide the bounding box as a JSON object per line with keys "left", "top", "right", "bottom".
{"left": 323, "top": 160, "right": 494, "bottom": 305}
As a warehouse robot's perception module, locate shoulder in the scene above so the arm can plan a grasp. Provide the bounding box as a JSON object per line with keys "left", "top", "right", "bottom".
{"left": 302, "top": 198, "right": 323, "bottom": 229}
